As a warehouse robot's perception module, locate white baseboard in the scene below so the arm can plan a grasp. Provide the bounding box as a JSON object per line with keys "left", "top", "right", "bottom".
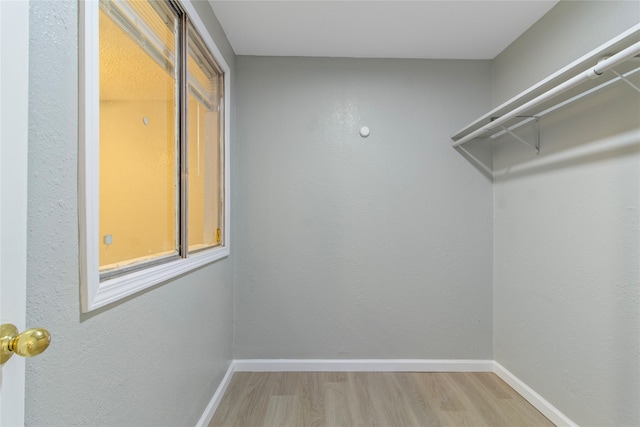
{"left": 195, "top": 361, "right": 236, "bottom": 427}
{"left": 197, "top": 359, "right": 577, "bottom": 427}
{"left": 493, "top": 362, "right": 578, "bottom": 427}
{"left": 233, "top": 358, "right": 495, "bottom": 372}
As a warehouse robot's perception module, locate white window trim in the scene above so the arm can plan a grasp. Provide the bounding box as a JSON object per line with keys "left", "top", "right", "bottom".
{"left": 79, "top": 0, "right": 231, "bottom": 313}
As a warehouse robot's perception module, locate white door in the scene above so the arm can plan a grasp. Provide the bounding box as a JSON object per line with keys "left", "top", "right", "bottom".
{"left": 0, "top": 1, "right": 30, "bottom": 425}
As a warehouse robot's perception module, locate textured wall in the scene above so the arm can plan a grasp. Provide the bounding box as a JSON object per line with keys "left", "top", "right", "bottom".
{"left": 492, "top": 2, "right": 640, "bottom": 426}
{"left": 234, "top": 56, "right": 493, "bottom": 359}
{"left": 25, "top": 1, "right": 235, "bottom": 425}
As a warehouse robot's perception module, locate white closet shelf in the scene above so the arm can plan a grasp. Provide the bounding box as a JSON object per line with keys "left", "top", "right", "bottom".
{"left": 451, "top": 24, "right": 640, "bottom": 149}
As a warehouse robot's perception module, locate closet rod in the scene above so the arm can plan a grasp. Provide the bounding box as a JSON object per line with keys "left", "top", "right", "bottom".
{"left": 453, "top": 40, "right": 640, "bottom": 148}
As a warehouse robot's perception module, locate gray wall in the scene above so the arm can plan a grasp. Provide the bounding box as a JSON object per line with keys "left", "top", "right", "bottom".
{"left": 233, "top": 57, "right": 494, "bottom": 359}
{"left": 25, "top": 1, "right": 638, "bottom": 425}
{"left": 25, "top": 1, "right": 235, "bottom": 425}
{"left": 492, "top": 2, "right": 639, "bottom": 426}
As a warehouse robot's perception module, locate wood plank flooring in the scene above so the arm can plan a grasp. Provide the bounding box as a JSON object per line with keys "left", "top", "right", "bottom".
{"left": 209, "top": 372, "right": 555, "bottom": 427}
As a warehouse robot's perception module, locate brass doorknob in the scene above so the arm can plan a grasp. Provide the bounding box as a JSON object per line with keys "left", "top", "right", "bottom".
{"left": 1, "top": 323, "right": 51, "bottom": 365}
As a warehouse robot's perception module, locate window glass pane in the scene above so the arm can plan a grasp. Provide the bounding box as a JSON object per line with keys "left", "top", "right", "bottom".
{"left": 187, "top": 23, "right": 224, "bottom": 252}
{"left": 98, "top": 0, "right": 179, "bottom": 272}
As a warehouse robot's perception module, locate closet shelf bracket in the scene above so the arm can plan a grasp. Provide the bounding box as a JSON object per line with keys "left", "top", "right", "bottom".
{"left": 609, "top": 68, "right": 640, "bottom": 94}
{"left": 498, "top": 116, "right": 540, "bottom": 154}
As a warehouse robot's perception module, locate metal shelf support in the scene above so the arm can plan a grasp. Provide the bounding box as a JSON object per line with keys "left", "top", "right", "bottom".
{"left": 609, "top": 68, "right": 640, "bottom": 94}
{"left": 499, "top": 116, "right": 540, "bottom": 154}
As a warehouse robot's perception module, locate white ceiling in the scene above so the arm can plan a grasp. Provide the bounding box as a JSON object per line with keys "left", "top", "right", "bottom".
{"left": 208, "top": 1, "right": 559, "bottom": 60}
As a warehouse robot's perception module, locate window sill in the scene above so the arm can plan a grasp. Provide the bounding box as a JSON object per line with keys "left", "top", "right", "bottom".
{"left": 83, "top": 246, "right": 229, "bottom": 312}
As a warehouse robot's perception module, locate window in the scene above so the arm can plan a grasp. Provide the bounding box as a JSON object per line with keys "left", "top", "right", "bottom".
{"left": 80, "top": 0, "right": 230, "bottom": 312}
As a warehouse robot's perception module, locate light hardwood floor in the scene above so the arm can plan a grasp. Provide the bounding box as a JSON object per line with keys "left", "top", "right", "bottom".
{"left": 209, "top": 371, "right": 555, "bottom": 427}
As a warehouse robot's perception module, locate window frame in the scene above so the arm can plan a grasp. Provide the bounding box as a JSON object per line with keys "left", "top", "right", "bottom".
{"left": 79, "top": 0, "right": 231, "bottom": 313}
